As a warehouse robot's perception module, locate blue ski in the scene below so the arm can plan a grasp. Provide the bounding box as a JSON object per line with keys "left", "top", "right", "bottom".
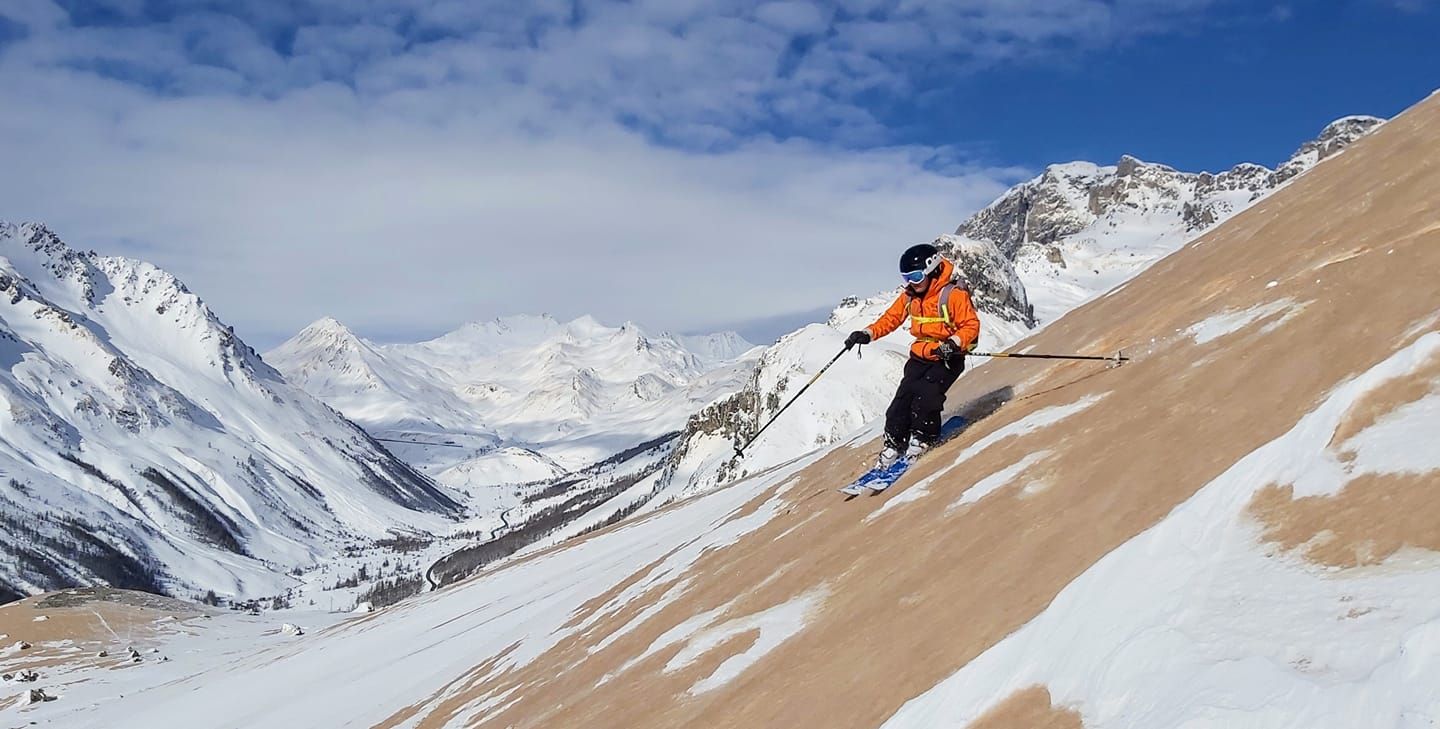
{"left": 839, "top": 416, "right": 966, "bottom": 496}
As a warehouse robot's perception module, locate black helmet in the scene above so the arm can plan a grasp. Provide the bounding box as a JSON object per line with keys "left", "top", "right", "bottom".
{"left": 899, "top": 243, "right": 941, "bottom": 278}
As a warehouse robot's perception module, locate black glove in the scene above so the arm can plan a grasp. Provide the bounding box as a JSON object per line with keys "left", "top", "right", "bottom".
{"left": 936, "top": 339, "right": 964, "bottom": 366}
{"left": 845, "top": 330, "right": 872, "bottom": 348}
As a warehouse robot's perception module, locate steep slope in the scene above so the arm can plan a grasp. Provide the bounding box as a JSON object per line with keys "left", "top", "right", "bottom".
{"left": 0, "top": 224, "right": 460, "bottom": 604}
{"left": 644, "top": 116, "right": 1380, "bottom": 504}
{"left": 27, "top": 91, "right": 1440, "bottom": 728}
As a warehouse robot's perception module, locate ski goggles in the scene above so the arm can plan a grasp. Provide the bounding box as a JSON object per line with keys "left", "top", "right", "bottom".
{"left": 901, "top": 269, "right": 928, "bottom": 284}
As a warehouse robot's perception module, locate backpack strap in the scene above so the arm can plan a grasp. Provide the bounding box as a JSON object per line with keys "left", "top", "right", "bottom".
{"left": 911, "top": 278, "right": 961, "bottom": 330}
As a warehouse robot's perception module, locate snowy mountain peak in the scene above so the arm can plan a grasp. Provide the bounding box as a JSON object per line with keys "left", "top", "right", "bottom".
{"left": 281, "top": 317, "right": 370, "bottom": 356}
{"left": 271, "top": 318, "right": 379, "bottom": 368}
{"left": 301, "top": 316, "right": 354, "bottom": 337}
{"left": 1041, "top": 160, "right": 1108, "bottom": 180}
{"left": 959, "top": 115, "right": 1384, "bottom": 267}
{"left": 436, "top": 313, "right": 562, "bottom": 347}
{"left": 1303, "top": 115, "right": 1386, "bottom": 157}
{"left": 1114, "top": 154, "right": 1173, "bottom": 176}
{"left": 677, "top": 331, "right": 757, "bottom": 365}
{"left": 1271, "top": 115, "right": 1385, "bottom": 185}
{"left": 0, "top": 225, "right": 462, "bottom": 604}
{"left": 2, "top": 222, "right": 273, "bottom": 387}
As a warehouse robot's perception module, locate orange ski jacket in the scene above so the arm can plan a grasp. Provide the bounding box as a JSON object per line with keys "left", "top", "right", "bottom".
{"left": 865, "top": 258, "right": 981, "bottom": 361}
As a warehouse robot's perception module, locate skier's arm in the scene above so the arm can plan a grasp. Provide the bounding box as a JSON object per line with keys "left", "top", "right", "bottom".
{"left": 865, "top": 294, "right": 909, "bottom": 340}
{"left": 947, "top": 289, "right": 980, "bottom": 351}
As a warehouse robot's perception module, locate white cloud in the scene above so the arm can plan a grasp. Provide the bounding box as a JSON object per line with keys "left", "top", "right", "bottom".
{"left": 0, "top": 0, "right": 67, "bottom": 31}
{"left": 754, "top": 1, "right": 831, "bottom": 34}
{"left": 0, "top": 0, "right": 1225, "bottom": 345}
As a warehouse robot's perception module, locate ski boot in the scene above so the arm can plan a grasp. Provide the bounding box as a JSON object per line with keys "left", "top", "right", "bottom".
{"left": 904, "top": 436, "right": 933, "bottom": 460}
{"left": 875, "top": 440, "right": 905, "bottom": 469}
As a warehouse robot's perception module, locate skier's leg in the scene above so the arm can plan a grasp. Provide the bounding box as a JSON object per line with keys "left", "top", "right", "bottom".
{"left": 884, "top": 358, "right": 926, "bottom": 449}
{"left": 910, "top": 359, "right": 962, "bottom": 444}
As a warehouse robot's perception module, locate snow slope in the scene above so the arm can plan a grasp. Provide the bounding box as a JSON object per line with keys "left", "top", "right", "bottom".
{"left": 0, "top": 223, "right": 460, "bottom": 605}
{"left": 13, "top": 91, "right": 1435, "bottom": 728}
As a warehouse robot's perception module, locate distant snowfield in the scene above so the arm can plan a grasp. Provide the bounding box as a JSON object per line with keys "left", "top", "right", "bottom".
{"left": 881, "top": 332, "right": 1440, "bottom": 729}
{"left": 268, "top": 314, "right": 759, "bottom": 476}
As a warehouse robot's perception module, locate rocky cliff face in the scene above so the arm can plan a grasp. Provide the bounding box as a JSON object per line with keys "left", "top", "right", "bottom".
{"left": 934, "top": 234, "right": 1035, "bottom": 327}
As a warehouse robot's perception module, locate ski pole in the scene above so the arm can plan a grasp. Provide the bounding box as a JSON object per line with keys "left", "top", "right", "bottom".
{"left": 968, "top": 350, "right": 1128, "bottom": 364}
{"left": 735, "top": 343, "right": 855, "bottom": 457}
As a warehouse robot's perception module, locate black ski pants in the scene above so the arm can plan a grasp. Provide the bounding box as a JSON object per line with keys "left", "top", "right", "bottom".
{"left": 884, "top": 355, "right": 962, "bottom": 449}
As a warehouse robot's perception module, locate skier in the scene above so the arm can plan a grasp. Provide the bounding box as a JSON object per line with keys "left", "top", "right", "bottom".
{"left": 845, "top": 243, "right": 980, "bottom": 466}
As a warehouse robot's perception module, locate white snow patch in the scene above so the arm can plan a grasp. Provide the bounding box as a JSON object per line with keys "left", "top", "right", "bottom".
{"left": 587, "top": 579, "right": 692, "bottom": 656}
{"left": 1340, "top": 391, "right": 1440, "bottom": 477}
{"left": 1187, "top": 300, "right": 1298, "bottom": 344}
{"left": 951, "top": 394, "right": 1106, "bottom": 468}
{"left": 454, "top": 685, "right": 521, "bottom": 727}
{"left": 571, "top": 488, "right": 791, "bottom": 641}
{"left": 774, "top": 510, "right": 824, "bottom": 542}
{"left": 608, "top": 602, "right": 734, "bottom": 685}
{"left": 666, "top": 587, "right": 829, "bottom": 695}
{"left": 1403, "top": 312, "right": 1440, "bottom": 343}
{"left": 864, "top": 471, "right": 943, "bottom": 523}
{"left": 947, "top": 450, "right": 1051, "bottom": 512}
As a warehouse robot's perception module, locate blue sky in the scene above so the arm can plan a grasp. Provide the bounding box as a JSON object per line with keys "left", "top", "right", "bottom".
{"left": 0, "top": 0, "right": 1435, "bottom": 347}
{"left": 905, "top": 2, "right": 1440, "bottom": 173}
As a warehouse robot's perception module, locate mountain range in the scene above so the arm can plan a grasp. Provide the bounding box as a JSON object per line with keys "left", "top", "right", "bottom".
{"left": 266, "top": 314, "right": 757, "bottom": 491}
